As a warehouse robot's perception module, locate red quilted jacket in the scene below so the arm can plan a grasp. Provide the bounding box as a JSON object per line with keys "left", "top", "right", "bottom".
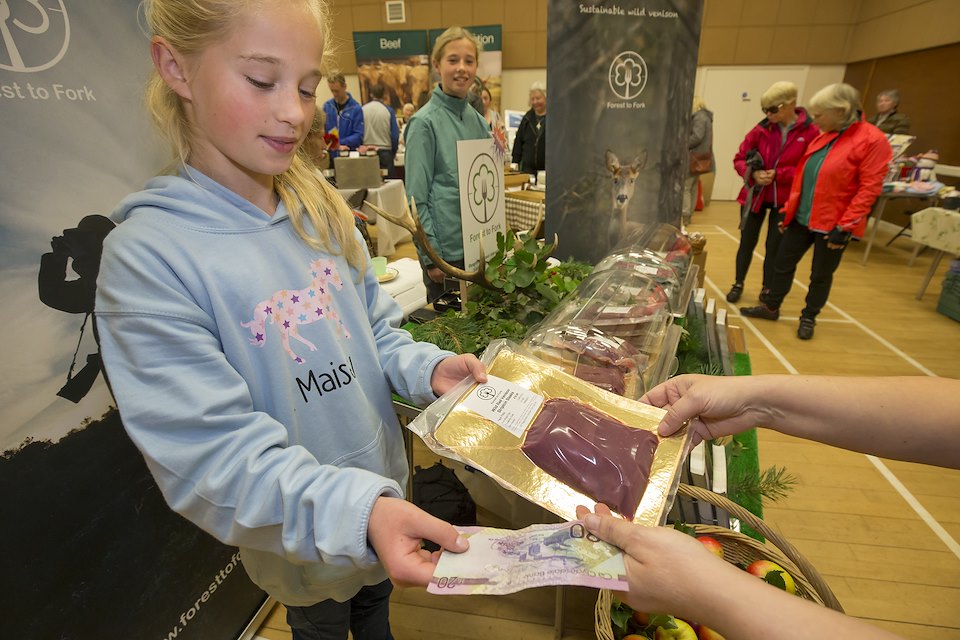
{"left": 734, "top": 108, "right": 818, "bottom": 212}
{"left": 782, "top": 117, "right": 892, "bottom": 238}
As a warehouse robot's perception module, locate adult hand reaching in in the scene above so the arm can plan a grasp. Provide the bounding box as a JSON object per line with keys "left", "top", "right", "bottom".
{"left": 640, "top": 374, "right": 770, "bottom": 445}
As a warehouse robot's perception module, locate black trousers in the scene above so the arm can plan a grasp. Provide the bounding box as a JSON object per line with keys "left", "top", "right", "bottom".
{"left": 735, "top": 204, "right": 784, "bottom": 287}
{"left": 765, "top": 220, "right": 848, "bottom": 319}
{"left": 422, "top": 258, "right": 465, "bottom": 304}
{"left": 376, "top": 149, "right": 398, "bottom": 179}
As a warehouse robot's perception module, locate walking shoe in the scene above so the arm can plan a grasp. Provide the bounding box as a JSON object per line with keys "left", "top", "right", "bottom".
{"left": 758, "top": 288, "right": 770, "bottom": 304}
{"left": 740, "top": 304, "right": 780, "bottom": 320}
{"left": 797, "top": 316, "right": 816, "bottom": 340}
{"left": 726, "top": 282, "right": 744, "bottom": 303}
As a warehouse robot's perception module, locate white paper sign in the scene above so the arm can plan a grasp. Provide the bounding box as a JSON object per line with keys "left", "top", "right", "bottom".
{"left": 460, "top": 375, "right": 544, "bottom": 438}
{"left": 457, "top": 138, "right": 506, "bottom": 272}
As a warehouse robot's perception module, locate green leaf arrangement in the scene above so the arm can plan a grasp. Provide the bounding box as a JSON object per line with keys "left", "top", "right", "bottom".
{"left": 410, "top": 228, "right": 592, "bottom": 355}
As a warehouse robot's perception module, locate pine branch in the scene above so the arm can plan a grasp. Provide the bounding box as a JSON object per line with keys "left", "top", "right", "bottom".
{"left": 728, "top": 464, "right": 798, "bottom": 504}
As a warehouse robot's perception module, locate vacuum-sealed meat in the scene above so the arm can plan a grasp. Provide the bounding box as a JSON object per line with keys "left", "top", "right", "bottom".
{"left": 540, "top": 326, "right": 641, "bottom": 371}
{"left": 572, "top": 362, "right": 626, "bottom": 396}
{"left": 521, "top": 397, "right": 659, "bottom": 519}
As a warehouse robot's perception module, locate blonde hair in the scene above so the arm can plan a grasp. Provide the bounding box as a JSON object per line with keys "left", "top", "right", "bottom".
{"left": 691, "top": 96, "right": 707, "bottom": 114}
{"left": 143, "top": 0, "right": 365, "bottom": 270}
{"left": 431, "top": 26, "right": 481, "bottom": 67}
{"left": 761, "top": 81, "right": 798, "bottom": 109}
{"left": 809, "top": 83, "right": 861, "bottom": 129}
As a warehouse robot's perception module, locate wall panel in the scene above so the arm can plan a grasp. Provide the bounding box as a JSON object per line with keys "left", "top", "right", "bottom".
{"left": 846, "top": 42, "right": 960, "bottom": 164}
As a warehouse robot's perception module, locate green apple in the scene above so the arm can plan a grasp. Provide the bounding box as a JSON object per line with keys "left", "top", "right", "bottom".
{"left": 655, "top": 618, "right": 698, "bottom": 640}
{"left": 745, "top": 559, "right": 796, "bottom": 594}
{"left": 696, "top": 535, "right": 724, "bottom": 559}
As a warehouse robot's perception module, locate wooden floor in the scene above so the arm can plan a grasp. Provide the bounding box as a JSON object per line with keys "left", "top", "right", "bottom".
{"left": 256, "top": 201, "right": 960, "bottom": 640}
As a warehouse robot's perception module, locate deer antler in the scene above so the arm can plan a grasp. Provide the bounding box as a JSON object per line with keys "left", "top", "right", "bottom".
{"left": 363, "top": 196, "right": 497, "bottom": 290}
{"left": 528, "top": 213, "right": 559, "bottom": 256}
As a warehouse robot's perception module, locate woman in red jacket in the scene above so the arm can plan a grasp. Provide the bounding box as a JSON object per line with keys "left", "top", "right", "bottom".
{"left": 740, "top": 83, "right": 892, "bottom": 340}
{"left": 727, "top": 82, "right": 817, "bottom": 303}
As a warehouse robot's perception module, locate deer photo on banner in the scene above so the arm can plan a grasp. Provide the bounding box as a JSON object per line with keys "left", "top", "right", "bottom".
{"left": 546, "top": 0, "right": 704, "bottom": 264}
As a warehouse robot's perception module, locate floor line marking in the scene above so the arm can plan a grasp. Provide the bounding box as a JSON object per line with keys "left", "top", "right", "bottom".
{"left": 866, "top": 455, "right": 960, "bottom": 561}
{"left": 697, "top": 221, "right": 955, "bottom": 556}
{"left": 704, "top": 224, "right": 936, "bottom": 375}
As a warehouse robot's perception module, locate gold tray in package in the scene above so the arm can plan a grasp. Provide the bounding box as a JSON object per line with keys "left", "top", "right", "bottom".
{"left": 410, "top": 341, "right": 691, "bottom": 526}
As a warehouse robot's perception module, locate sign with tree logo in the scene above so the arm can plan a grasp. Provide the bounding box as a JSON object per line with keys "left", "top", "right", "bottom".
{"left": 457, "top": 138, "right": 505, "bottom": 272}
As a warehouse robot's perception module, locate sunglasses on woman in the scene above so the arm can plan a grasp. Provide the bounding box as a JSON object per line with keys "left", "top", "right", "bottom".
{"left": 762, "top": 103, "right": 784, "bottom": 115}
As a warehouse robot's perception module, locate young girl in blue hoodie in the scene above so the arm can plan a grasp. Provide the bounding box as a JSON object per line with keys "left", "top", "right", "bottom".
{"left": 95, "top": 2, "right": 485, "bottom": 638}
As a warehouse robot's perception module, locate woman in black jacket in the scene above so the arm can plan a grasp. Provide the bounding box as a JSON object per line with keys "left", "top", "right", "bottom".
{"left": 511, "top": 81, "right": 547, "bottom": 175}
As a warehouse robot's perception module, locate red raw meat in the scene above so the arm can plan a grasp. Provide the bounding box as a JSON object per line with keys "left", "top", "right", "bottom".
{"left": 521, "top": 397, "right": 658, "bottom": 519}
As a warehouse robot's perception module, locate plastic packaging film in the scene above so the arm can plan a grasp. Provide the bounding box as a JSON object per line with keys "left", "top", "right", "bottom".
{"left": 407, "top": 340, "right": 692, "bottom": 526}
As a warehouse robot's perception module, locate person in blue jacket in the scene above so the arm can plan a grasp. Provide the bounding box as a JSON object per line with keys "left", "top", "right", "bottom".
{"left": 403, "top": 26, "right": 491, "bottom": 303}
{"left": 323, "top": 72, "right": 365, "bottom": 157}
{"left": 95, "top": 2, "right": 485, "bottom": 639}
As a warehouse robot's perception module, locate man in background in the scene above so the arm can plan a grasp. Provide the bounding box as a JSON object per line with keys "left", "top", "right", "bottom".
{"left": 323, "top": 73, "right": 365, "bottom": 157}
{"left": 361, "top": 84, "right": 400, "bottom": 178}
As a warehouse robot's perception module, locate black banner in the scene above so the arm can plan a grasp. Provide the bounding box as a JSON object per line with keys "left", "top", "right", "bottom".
{"left": 546, "top": 0, "right": 704, "bottom": 263}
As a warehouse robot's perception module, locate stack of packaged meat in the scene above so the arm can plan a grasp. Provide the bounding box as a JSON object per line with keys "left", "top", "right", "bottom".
{"left": 522, "top": 324, "right": 648, "bottom": 398}
{"left": 523, "top": 269, "right": 673, "bottom": 395}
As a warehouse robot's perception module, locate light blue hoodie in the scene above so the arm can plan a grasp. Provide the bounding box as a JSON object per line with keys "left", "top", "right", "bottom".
{"left": 96, "top": 167, "right": 452, "bottom": 605}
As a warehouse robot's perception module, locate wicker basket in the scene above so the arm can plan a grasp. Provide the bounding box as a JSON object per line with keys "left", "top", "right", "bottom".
{"left": 595, "top": 484, "right": 843, "bottom": 639}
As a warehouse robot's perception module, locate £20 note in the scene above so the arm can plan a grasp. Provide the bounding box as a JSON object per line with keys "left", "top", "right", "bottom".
{"left": 428, "top": 521, "right": 628, "bottom": 596}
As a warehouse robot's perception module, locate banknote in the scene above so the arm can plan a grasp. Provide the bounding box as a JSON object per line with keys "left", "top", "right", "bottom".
{"left": 427, "top": 521, "right": 628, "bottom": 596}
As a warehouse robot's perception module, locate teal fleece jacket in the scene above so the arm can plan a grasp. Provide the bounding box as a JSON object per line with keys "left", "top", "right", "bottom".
{"left": 96, "top": 167, "right": 452, "bottom": 605}
{"left": 403, "top": 85, "right": 490, "bottom": 265}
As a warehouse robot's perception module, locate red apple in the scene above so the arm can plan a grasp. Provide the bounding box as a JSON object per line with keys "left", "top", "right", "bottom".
{"left": 696, "top": 535, "right": 724, "bottom": 559}
{"left": 745, "top": 559, "right": 796, "bottom": 594}
{"left": 655, "top": 618, "right": 698, "bottom": 640}
{"left": 622, "top": 636, "right": 646, "bottom": 640}
{"left": 698, "top": 624, "right": 727, "bottom": 640}
{"left": 631, "top": 610, "right": 650, "bottom": 625}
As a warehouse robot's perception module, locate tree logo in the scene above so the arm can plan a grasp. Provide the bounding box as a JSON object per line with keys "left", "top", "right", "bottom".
{"left": 608, "top": 51, "right": 647, "bottom": 100}
{"left": 0, "top": 1, "right": 71, "bottom": 73}
{"left": 466, "top": 153, "right": 499, "bottom": 224}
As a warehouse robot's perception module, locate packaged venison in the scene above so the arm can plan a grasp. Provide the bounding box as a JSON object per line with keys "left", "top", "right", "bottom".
{"left": 405, "top": 340, "right": 692, "bottom": 526}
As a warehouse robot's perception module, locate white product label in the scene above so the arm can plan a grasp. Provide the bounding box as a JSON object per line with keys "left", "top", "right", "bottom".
{"left": 461, "top": 375, "right": 544, "bottom": 438}
{"left": 601, "top": 305, "right": 634, "bottom": 315}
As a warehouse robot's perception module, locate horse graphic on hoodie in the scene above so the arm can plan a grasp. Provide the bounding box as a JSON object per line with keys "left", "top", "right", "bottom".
{"left": 241, "top": 258, "right": 351, "bottom": 363}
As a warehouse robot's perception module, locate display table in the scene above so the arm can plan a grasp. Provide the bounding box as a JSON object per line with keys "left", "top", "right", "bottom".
{"left": 379, "top": 257, "right": 427, "bottom": 317}
{"left": 909, "top": 207, "right": 960, "bottom": 299}
{"left": 337, "top": 179, "right": 412, "bottom": 257}
{"left": 861, "top": 191, "right": 938, "bottom": 264}
{"left": 505, "top": 189, "right": 545, "bottom": 232}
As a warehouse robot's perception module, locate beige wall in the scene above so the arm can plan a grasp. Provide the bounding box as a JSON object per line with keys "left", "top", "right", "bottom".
{"left": 325, "top": 0, "right": 959, "bottom": 73}
{"left": 326, "top": 0, "right": 547, "bottom": 73}
{"left": 847, "top": 0, "right": 960, "bottom": 62}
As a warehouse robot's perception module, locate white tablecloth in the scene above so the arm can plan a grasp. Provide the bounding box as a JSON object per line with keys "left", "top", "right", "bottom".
{"left": 909, "top": 207, "right": 960, "bottom": 299}
{"left": 338, "top": 179, "right": 412, "bottom": 257}
{"left": 912, "top": 207, "right": 960, "bottom": 253}
{"left": 379, "top": 257, "right": 427, "bottom": 317}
